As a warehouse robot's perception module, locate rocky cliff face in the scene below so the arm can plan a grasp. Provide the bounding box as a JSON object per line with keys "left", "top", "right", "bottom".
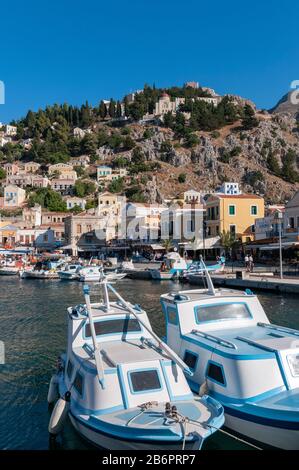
{"left": 270, "top": 91, "right": 299, "bottom": 119}
{"left": 116, "top": 113, "right": 299, "bottom": 204}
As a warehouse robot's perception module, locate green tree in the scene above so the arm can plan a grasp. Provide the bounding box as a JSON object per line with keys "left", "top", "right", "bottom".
{"left": 99, "top": 100, "right": 107, "bottom": 120}
{"left": 123, "top": 135, "right": 136, "bottom": 150}
{"left": 220, "top": 230, "right": 240, "bottom": 257}
{"left": 162, "top": 239, "right": 174, "bottom": 252}
{"left": 116, "top": 101, "right": 122, "bottom": 118}
{"left": 178, "top": 173, "right": 187, "bottom": 183}
{"left": 267, "top": 150, "right": 281, "bottom": 175}
{"left": 281, "top": 149, "right": 299, "bottom": 183}
{"left": 0, "top": 168, "right": 6, "bottom": 179}
{"left": 185, "top": 133, "right": 199, "bottom": 148}
{"left": 108, "top": 99, "right": 116, "bottom": 118}
{"left": 108, "top": 177, "right": 124, "bottom": 193}
{"left": 242, "top": 105, "right": 259, "bottom": 130}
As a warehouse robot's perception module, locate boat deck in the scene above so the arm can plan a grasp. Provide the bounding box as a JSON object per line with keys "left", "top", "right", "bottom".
{"left": 186, "top": 323, "right": 299, "bottom": 358}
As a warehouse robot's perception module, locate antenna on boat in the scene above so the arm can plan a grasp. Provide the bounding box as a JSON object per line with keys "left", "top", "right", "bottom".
{"left": 107, "top": 283, "right": 193, "bottom": 377}
{"left": 83, "top": 284, "right": 105, "bottom": 389}
{"left": 99, "top": 270, "right": 110, "bottom": 311}
{"left": 199, "top": 255, "right": 216, "bottom": 296}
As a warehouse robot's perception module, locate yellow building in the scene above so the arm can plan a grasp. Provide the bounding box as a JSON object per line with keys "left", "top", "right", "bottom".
{"left": 206, "top": 193, "right": 264, "bottom": 242}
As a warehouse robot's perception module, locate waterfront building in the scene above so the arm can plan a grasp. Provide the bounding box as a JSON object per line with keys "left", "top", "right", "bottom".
{"left": 22, "top": 204, "right": 42, "bottom": 227}
{"left": 284, "top": 190, "right": 299, "bottom": 236}
{"left": 161, "top": 202, "right": 206, "bottom": 249}
{"left": 126, "top": 202, "right": 166, "bottom": 241}
{"left": 205, "top": 193, "right": 264, "bottom": 242}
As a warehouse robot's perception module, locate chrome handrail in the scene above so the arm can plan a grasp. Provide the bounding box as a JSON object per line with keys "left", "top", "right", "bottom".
{"left": 191, "top": 329, "right": 237, "bottom": 349}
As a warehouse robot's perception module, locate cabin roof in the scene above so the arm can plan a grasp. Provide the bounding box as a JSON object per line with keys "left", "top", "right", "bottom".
{"left": 73, "top": 338, "right": 169, "bottom": 370}
{"left": 185, "top": 325, "right": 298, "bottom": 358}
{"left": 161, "top": 288, "right": 252, "bottom": 303}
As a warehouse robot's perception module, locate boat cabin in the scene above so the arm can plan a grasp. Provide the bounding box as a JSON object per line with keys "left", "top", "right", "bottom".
{"left": 161, "top": 287, "right": 299, "bottom": 399}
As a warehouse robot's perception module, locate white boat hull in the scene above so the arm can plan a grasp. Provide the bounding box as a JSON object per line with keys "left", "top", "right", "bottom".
{"left": 225, "top": 412, "right": 299, "bottom": 450}
{"left": 69, "top": 413, "right": 199, "bottom": 450}
{"left": 20, "top": 270, "right": 58, "bottom": 279}
{"left": 150, "top": 270, "right": 175, "bottom": 280}
{"left": 0, "top": 267, "right": 20, "bottom": 275}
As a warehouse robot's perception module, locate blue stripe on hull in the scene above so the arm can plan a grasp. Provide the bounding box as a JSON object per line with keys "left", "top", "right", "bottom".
{"left": 224, "top": 405, "right": 299, "bottom": 430}
{"left": 69, "top": 410, "right": 196, "bottom": 445}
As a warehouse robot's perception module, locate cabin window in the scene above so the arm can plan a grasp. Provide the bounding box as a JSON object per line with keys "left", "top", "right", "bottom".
{"left": 183, "top": 350, "right": 198, "bottom": 371}
{"left": 195, "top": 302, "right": 251, "bottom": 323}
{"left": 167, "top": 306, "right": 178, "bottom": 325}
{"left": 85, "top": 318, "right": 141, "bottom": 338}
{"left": 73, "top": 371, "right": 84, "bottom": 396}
{"left": 206, "top": 361, "right": 226, "bottom": 386}
{"left": 66, "top": 360, "right": 74, "bottom": 380}
{"left": 128, "top": 369, "right": 162, "bottom": 394}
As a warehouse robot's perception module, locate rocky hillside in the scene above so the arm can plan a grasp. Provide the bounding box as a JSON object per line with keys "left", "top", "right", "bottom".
{"left": 99, "top": 113, "right": 299, "bottom": 204}
{"left": 1, "top": 85, "right": 299, "bottom": 205}
{"left": 270, "top": 91, "right": 299, "bottom": 119}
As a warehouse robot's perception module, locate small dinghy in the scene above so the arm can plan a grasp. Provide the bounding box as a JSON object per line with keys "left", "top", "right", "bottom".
{"left": 47, "top": 278, "right": 224, "bottom": 450}
{"left": 162, "top": 257, "right": 299, "bottom": 449}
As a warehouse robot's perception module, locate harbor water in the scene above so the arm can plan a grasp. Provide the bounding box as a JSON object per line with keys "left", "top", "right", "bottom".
{"left": 0, "top": 277, "right": 298, "bottom": 450}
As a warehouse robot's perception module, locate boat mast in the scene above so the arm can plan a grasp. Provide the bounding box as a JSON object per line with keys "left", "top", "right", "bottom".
{"left": 107, "top": 283, "right": 193, "bottom": 376}
{"left": 199, "top": 255, "right": 216, "bottom": 296}
{"left": 83, "top": 285, "right": 105, "bottom": 388}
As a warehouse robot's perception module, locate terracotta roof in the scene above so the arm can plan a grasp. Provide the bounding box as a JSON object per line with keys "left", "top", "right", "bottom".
{"left": 215, "top": 194, "right": 263, "bottom": 200}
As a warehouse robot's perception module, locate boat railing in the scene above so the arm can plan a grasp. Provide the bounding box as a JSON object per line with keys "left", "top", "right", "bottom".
{"left": 236, "top": 336, "right": 276, "bottom": 352}
{"left": 191, "top": 329, "right": 237, "bottom": 350}
{"left": 257, "top": 322, "right": 299, "bottom": 338}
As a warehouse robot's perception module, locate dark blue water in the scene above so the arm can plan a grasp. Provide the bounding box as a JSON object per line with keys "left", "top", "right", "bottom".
{"left": 0, "top": 277, "right": 298, "bottom": 450}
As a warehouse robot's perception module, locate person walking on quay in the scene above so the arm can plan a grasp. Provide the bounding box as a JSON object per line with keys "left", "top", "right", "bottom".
{"left": 244, "top": 254, "right": 249, "bottom": 271}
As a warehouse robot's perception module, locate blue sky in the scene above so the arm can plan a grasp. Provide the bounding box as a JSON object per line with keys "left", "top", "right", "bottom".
{"left": 0, "top": 0, "right": 298, "bottom": 123}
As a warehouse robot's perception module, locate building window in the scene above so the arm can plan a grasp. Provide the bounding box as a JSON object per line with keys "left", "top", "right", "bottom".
{"left": 289, "top": 217, "right": 295, "bottom": 229}
{"left": 251, "top": 205, "right": 258, "bottom": 216}
{"left": 228, "top": 205, "right": 235, "bottom": 216}
{"left": 251, "top": 225, "right": 255, "bottom": 233}
{"left": 77, "top": 225, "right": 82, "bottom": 234}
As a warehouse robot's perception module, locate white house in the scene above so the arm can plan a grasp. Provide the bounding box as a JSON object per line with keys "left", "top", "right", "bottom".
{"left": 5, "top": 125, "right": 17, "bottom": 136}
{"left": 3, "top": 185, "right": 26, "bottom": 208}
{"left": 217, "top": 182, "right": 242, "bottom": 195}
{"left": 184, "top": 190, "right": 202, "bottom": 204}
{"left": 65, "top": 197, "right": 86, "bottom": 211}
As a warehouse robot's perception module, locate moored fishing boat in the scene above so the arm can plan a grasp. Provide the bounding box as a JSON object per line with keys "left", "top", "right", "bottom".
{"left": 79, "top": 266, "right": 126, "bottom": 282}
{"left": 47, "top": 278, "right": 224, "bottom": 450}
{"left": 161, "top": 257, "right": 299, "bottom": 449}
{"left": 58, "top": 264, "right": 82, "bottom": 280}
{"left": 150, "top": 252, "right": 191, "bottom": 280}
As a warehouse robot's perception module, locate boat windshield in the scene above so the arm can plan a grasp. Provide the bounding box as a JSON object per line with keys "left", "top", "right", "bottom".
{"left": 195, "top": 302, "right": 251, "bottom": 323}
{"left": 85, "top": 318, "right": 141, "bottom": 337}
